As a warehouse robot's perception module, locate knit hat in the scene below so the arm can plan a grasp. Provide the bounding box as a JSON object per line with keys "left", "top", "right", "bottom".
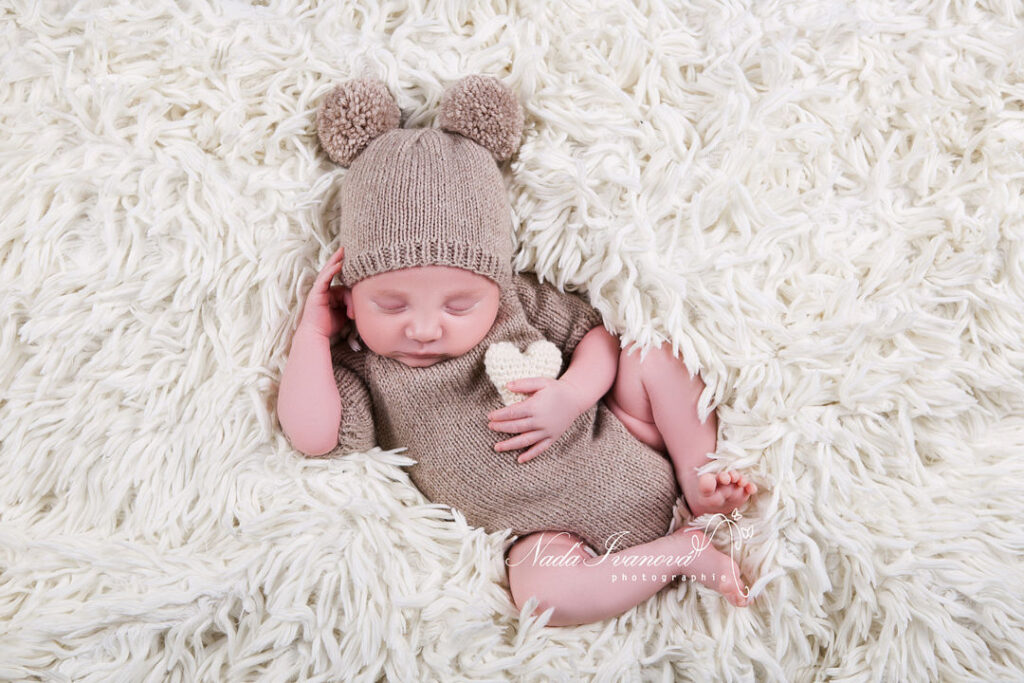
{"left": 316, "top": 76, "right": 525, "bottom": 289}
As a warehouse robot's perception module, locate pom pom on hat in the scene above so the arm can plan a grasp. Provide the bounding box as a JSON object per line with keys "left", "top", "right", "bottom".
{"left": 323, "top": 74, "right": 521, "bottom": 290}
{"left": 316, "top": 79, "right": 400, "bottom": 167}
{"left": 439, "top": 75, "right": 524, "bottom": 161}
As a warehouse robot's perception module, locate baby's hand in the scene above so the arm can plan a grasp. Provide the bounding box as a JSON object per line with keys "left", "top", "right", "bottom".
{"left": 487, "top": 377, "right": 587, "bottom": 464}
{"left": 298, "top": 245, "right": 348, "bottom": 339}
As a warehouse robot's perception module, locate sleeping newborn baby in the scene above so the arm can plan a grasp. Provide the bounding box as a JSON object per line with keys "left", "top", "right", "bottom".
{"left": 278, "top": 76, "right": 758, "bottom": 627}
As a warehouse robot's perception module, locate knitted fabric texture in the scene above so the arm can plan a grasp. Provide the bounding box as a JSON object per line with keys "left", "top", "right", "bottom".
{"left": 329, "top": 271, "right": 680, "bottom": 555}
{"left": 335, "top": 128, "right": 515, "bottom": 289}
{"left": 316, "top": 79, "right": 400, "bottom": 167}
{"left": 438, "top": 75, "right": 524, "bottom": 162}
{"left": 484, "top": 340, "right": 563, "bottom": 406}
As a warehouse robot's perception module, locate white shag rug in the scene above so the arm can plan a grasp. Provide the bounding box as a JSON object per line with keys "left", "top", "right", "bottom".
{"left": 2, "top": 0, "right": 1024, "bottom": 680}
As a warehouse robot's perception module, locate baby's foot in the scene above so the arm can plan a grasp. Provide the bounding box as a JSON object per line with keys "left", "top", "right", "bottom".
{"left": 669, "top": 527, "right": 750, "bottom": 607}
{"left": 682, "top": 471, "right": 757, "bottom": 518}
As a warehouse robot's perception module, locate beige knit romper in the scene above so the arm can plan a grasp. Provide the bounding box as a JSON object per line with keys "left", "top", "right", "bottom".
{"left": 329, "top": 271, "right": 680, "bottom": 555}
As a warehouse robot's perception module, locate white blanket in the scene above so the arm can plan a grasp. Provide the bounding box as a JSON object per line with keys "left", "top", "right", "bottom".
{"left": 2, "top": 0, "right": 1023, "bottom": 679}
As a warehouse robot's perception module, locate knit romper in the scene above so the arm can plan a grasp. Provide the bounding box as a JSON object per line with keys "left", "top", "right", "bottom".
{"left": 329, "top": 271, "right": 680, "bottom": 555}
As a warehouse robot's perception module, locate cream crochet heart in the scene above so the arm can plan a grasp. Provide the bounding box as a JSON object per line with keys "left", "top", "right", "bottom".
{"left": 484, "top": 340, "right": 563, "bottom": 406}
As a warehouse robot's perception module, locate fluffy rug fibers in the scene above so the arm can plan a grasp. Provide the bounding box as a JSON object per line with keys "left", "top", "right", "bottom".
{"left": 2, "top": 0, "right": 1024, "bottom": 680}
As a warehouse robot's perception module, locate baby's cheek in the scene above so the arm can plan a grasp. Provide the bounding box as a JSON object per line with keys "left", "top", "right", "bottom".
{"left": 355, "top": 316, "right": 397, "bottom": 348}
{"left": 357, "top": 311, "right": 389, "bottom": 333}
{"left": 461, "top": 315, "right": 497, "bottom": 344}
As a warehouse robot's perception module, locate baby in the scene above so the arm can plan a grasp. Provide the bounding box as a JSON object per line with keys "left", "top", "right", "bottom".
{"left": 278, "top": 76, "right": 758, "bottom": 627}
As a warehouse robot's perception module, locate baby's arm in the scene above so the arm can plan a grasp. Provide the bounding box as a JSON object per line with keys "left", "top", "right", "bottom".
{"left": 488, "top": 325, "right": 619, "bottom": 462}
{"left": 278, "top": 325, "right": 341, "bottom": 456}
{"left": 278, "top": 246, "right": 348, "bottom": 456}
{"left": 558, "top": 325, "right": 620, "bottom": 410}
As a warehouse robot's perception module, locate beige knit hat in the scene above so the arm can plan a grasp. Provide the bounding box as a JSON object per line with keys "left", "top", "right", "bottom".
{"left": 316, "top": 76, "right": 524, "bottom": 289}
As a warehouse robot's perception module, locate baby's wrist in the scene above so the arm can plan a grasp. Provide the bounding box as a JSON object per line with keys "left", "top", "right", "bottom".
{"left": 558, "top": 376, "right": 595, "bottom": 416}
{"left": 296, "top": 320, "right": 331, "bottom": 341}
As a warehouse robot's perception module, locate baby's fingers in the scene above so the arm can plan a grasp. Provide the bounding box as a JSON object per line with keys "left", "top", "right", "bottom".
{"left": 328, "top": 284, "right": 347, "bottom": 306}
{"left": 488, "top": 401, "right": 531, "bottom": 422}
{"left": 494, "top": 430, "right": 545, "bottom": 453}
{"left": 487, "top": 417, "right": 534, "bottom": 434}
{"left": 517, "top": 438, "right": 553, "bottom": 464}
{"left": 316, "top": 247, "right": 346, "bottom": 282}
{"left": 506, "top": 377, "right": 553, "bottom": 394}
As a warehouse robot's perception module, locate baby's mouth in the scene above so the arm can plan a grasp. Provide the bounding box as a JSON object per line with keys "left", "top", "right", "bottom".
{"left": 399, "top": 351, "right": 445, "bottom": 365}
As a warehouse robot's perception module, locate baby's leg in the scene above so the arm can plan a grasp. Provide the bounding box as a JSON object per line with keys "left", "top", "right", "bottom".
{"left": 604, "top": 342, "right": 756, "bottom": 517}
{"left": 507, "top": 526, "right": 748, "bottom": 627}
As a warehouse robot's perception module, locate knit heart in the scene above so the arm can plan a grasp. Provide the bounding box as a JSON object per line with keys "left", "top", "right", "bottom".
{"left": 484, "top": 340, "right": 563, "bottom": 406}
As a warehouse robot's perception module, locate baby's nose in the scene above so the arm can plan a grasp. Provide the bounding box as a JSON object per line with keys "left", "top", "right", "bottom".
{"left": 406, "top": 317, "right": 442, "bottom": 342}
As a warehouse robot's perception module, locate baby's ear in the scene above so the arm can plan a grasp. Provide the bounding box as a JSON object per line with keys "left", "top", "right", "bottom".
{"left": 342, "top": 288, "right": 355, "bottom": 320}
{"left": 316, "top": 79, "right": 400, "bottom": 167}
{"left": 438, "top": 75, "right": 524, "bottom": 161}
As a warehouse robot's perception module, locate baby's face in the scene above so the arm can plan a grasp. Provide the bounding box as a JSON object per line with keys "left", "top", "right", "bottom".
{"left": 343, "top": 265, "right": 501, "bottom": 367}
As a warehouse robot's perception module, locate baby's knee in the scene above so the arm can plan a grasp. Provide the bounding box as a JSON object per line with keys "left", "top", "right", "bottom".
{"left": 508, "top": 569, "right": 553, "bottom": 615}
{"left": 507, "top": 572, "right": 581, "bottom": 627}
{"left": 506, "top": 531, "right": 589, "bottom": 614}
{"left": 617, "top": 342, "right": 645, "bottom": 374}
{"left": 636, "top": 341, "right": 704, "bottom": 391}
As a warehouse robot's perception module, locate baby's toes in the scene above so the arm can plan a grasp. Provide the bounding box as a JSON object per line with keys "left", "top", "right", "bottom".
{"left": 728, "top": 471, "right": 749, "bottom": 486}
{"left": 723, "top": 482, "right": 751, "bottom": 506}
{"left": 716, "top": 567, "right": 750, "bottom": 607}
{"left": 698, "top": 473, "right": 720, "bottom": 497}
{"left": 724, "top": 580, "right": 750, "bottom": 607}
